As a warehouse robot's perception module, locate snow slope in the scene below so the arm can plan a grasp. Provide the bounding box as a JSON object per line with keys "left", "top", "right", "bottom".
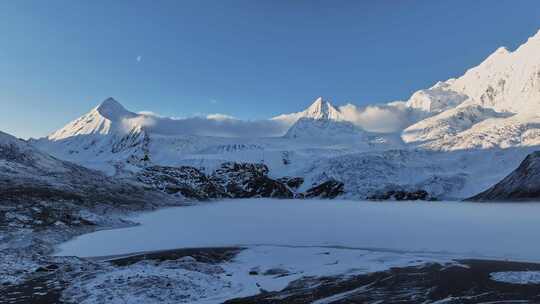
{"left": 47, "top": 98, "right": 137, "bottom": 141}
{"left": 283, "top": 99, "right": 367, "bottom": 140}
{"left": 469, "top": 151, "right": 540, "bottom": 201}
{"left": 401, "top": 104, "right": 512, "bottom": 146}
{"left": 0, "top": 130, "right": 167, "bottom": 209}
{"left": 403, "top": 30, "right": 540, "bottom": 150}
{"left": 0, "top": 130, "right": 66, "bottom": 174}
{"left": 450, "top": 33, "right": 540, "bottom": 114}
{"left": 405, "top": 80, "right": 468, "bottom": 115}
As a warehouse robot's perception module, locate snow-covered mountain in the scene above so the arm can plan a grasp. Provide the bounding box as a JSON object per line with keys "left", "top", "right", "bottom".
{"left": 283, "top": 98, "right": 367, "bottom": 139}
{"left": 32, "top": 97, "right": 398, "bottom": 175}
{"left": 30, "top": 29, "right": 540, "bottom": 200}
{"left": 405, "top": 81, "right": 468, "bottom": 115}
{"left": 403, "top": 30, "right": 540, "bottom": 150}
{"left": 401, "top": 104, "right": 512, "bottom": 147}
{"left": 33, "top": 97, "right": 163, "bottom": 173}
{"left": 273, "top": 97, "right": 345, "bottom": 123}
{"left": 285, "top": 117, "right": 364, "bottom": 139}
{"left": 0, "top": 130, "right": 165, "bottom": 208}
{"left": 469, "top": 151, "right": 540, "bottom": 201}
{"left": 47, "top": 98, "right": 138, "bottom": 141}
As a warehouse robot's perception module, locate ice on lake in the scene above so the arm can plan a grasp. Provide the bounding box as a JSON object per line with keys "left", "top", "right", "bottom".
{"left": 56, "top": 199, "right": 540, "bottom": 261}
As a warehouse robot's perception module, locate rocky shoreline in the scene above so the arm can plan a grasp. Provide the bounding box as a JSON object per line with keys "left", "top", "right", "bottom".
{"left": 0, "top": 197, "right": 188, "bottom": 303}
{"left": 4, "top": 245, "right": 540, "bottom": 304}
{"left": 227, "top": 258, "right": 540, "bottom": 303}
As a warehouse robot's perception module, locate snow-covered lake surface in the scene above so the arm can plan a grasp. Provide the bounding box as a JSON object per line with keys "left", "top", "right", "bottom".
{"left": 490, "top": 271, "right": 540, "bottom": 284}
{"left": 56, "top": 199, "right": 540, "bottom": 261}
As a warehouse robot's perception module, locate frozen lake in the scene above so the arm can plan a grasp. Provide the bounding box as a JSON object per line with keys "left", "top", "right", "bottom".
{"left": 56, "top": 199, "right": 540, "bottom": 261}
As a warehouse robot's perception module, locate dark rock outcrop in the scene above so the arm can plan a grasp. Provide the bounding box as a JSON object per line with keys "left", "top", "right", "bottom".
{"left": 137, "top": 166, "right": 225, "bottom": 200}
{"left": 468, "top": 151, "right": 540, "bottom": 201}
{"left": 210, "top": 163, "right": 293, "bottom": 198}
{"left": 302, "top": 180, "right": 344, "bottom": 199}
{"left": 368, "top": 189, "right": 430, "bottom": 201}
{"left": 138, "top": 162, "right": 297, "bottom": 200}
{"left": 234, "top": 176, "right": 293, "bottom": 199}
{"left": 137, "top": 162, "right": 344, "bottom": 200}
{"left": 277, "top": 177, "right": 304, "bottom": 191}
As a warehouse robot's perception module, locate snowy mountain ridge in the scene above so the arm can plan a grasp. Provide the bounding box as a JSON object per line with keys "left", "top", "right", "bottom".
{"left": 0, "top": 129, "right": 168, "bottom": 209}
{"left": 403, "top": 29, "right": 540, "bottom": 150}
{"left": 284, "top": 117, "right": 364, "bottom": 139}
{"left": 405, "top": 81, "right": 468, "bottom": 115}
{"left": 29, "top": 28, "right": 540, "bottom": 200}
{"left": 450, "top": 30, "right": 540, "bottom": 114}
{"left": 272, "top": 97, "right": 346, "bottom": 124}
{"left": 282, "top": 97, "right": 367, "bottom": 139}
{"left": 48, "top": 97, "right": 138, "bottom": 141}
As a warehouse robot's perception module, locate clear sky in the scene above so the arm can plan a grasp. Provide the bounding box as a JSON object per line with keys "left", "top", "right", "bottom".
{"left": 1, "top": 0, "right": 540, "bottom": 139}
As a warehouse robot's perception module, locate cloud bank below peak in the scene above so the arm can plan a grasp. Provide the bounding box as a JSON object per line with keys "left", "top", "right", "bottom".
{"left": 338, "top": 102, "right": 417, "bottom": 133}
{"left": 129, "top": 99, "right": 420, "bottom": 138}
{"left": 127, "top": 111, "right": 291, "bottom": 138}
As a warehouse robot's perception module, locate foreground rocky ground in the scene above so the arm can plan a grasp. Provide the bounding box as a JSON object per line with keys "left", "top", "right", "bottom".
{"left": 0, "top": 247, "right": 240, "bottom": 304}
{"left": 3, "top": 245, "right": 540, "bottom": 304}
{"left": 228, "top": 259, "right": 540, "bottom": 304}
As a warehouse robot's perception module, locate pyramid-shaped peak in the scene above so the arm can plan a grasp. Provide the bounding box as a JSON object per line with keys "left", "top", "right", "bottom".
{"left": 94, "top": 98, "right": 134, "bottom": 120}
{"left": 304, "top": 97, "right": 342, "bottom": 120}
{"left": 97, "top": 97, "right": 125, "bottom": 111}
{"left": 310, "top": 96, "right": 324, "bottom": 106}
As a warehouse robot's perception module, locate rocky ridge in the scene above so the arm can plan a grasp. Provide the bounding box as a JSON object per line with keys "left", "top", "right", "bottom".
{"left": 469, "top": 151, "right": 540, "bottom": 201}
{"left": 137, "top": 162, "right": 345, "bottom": 200}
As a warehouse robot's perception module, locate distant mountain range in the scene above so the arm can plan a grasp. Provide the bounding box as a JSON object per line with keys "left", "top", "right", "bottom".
{"left": 12, "top": 29, "right": 540, "bottom": 201}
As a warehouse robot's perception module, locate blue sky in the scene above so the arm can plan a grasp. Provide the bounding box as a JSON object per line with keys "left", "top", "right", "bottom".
{"left": 1, "top": 1, "right": 539, "bottom": 139}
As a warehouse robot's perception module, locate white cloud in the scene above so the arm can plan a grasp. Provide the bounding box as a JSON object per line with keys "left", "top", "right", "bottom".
{"left": 138, "top": 111, "right": 162, "bottom": 117}
{"left": 206, "top": 113, "right": 236, "bottom": 121}
{"left": 136, "top": 55, "right": 142, "bottom": 62}
{"left": 338, "top": 102, "right": 414, "bottom": 133}
{"left": 126, "top": 101, "right": 420, "bottom": 138}
{"left": 122, "top": 114, "right": 290, "bottom": 138}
